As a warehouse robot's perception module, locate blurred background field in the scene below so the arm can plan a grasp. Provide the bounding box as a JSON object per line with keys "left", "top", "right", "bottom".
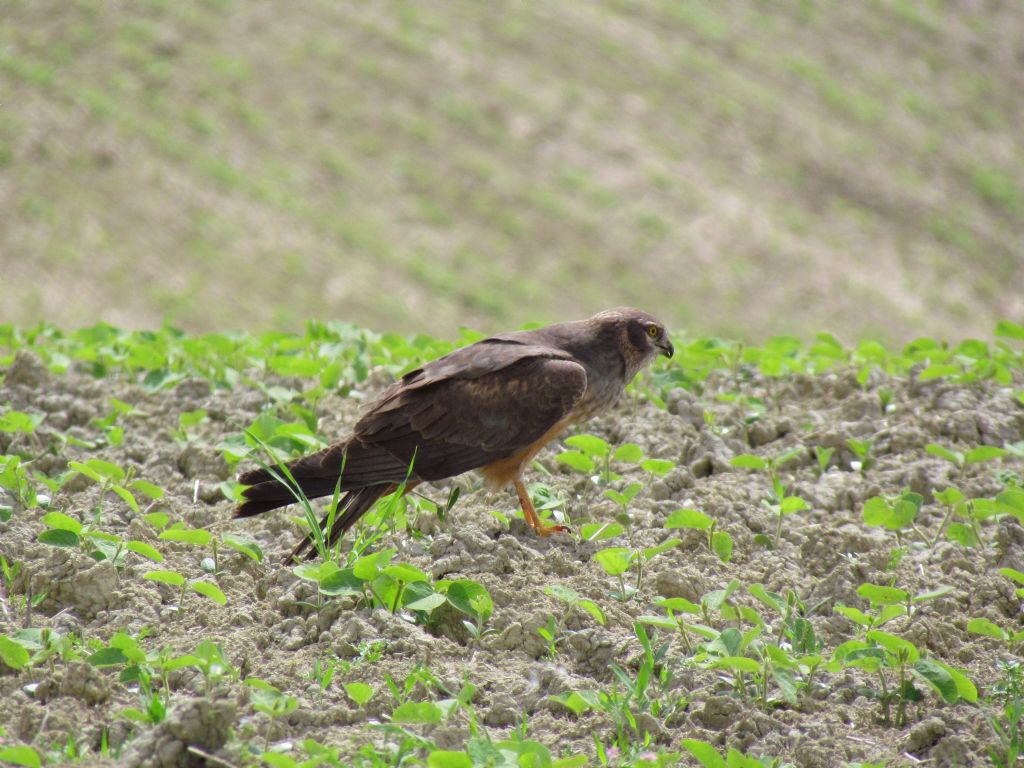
{"left": 1, "top": 0, "right": 1021, "bottom": 344}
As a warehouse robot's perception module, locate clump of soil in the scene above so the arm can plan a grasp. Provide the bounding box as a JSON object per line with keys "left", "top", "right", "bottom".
{"left": 1, "top": 353, "right": 1023, "bottom": 766}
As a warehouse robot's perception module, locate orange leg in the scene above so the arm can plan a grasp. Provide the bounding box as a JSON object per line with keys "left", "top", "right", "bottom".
{"left": 514, "top": 479, "right": 568, "bottom": 537}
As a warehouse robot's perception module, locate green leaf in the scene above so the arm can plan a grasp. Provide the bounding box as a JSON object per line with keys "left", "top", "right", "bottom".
{"left": 995, "top": 320, "right": 1024, "bottom": 340}
{"left": 613, "top": 443, "right": 645, "bottom": 463}
{"left": 657, "top": 597, "right": 700, "bottom": 614}
{"left": 996, "top": 489, "right": 1024, "bottom": 522}
{"left": 159, "top": 527, "right": 213, "bottom": 547}
{"left": 576, "top": 599, "right": 606, "bottom": 626}
{"left": 912, "top": 585, "right": 954, "bottom": 603}
{"left": 443, "top": 580, "right": 493, "bottom": 622}
{"left": 680, "top": 739, "right": 727, "bottom": 768}
{"left": 643, "top": 538, "right": 680, "bottom": 560}
{"left": 966, "top": 617, "right": 1007, "bottom": 640}
{"left": 933, "top": 659, "right": 977, "bottom": 703}
{"left": 593, "top": 547, "right": 633, "bottom": 576}
{"left": 564, "top": 434, "right": 610, "bottom": 458}
{"left": 779, "top": 495, "right": 809, "bottom": 514}
{"left": 708, "top": 656, "right": 761, "bottom": 674}
{"left": 144, "top": 570, "right": 186, "bottom": 587}
{"left": 190, "top": 581, "right": 227, "bottom": 604}
{"left": 69, "top": 458, "right": 125, "bottom": 483}
{"left": 946, "top": 523, "right": 979, "bottom": 546}
{"left": 934, "top": 487, "right": 964, "bottom": 505}
{"left": 550, "top": 691, "right": 597, "bottom": 716}
{"left": 0, "top": 746, "right": 42, "bottom": 768}
{"left": 917, "top": 364, "right": 961, "bottom": 381}
{"left": 711, "top": 531, "right": 733, "bottom": 563}
{"left": 640, "top": 458, "right": 675, "bottom": 476}
{"left": 38, "top": 529, "right": 80, "bottom": 547}
{"left": 867, "top": 630, "right": 920, "bottom": 662}
{"left": 925, "top": 443, "right": 963, "bottom": 465}
{"left": 730, "top": 454, "right": 767, "bottom": 470}
{"left": 427, "top": 752, "right": 472, "bottom": 768}
{"left": 857, "top": 583, "right": 909, "bottom": 606}
{"left": 964, "top": 445, "right": 1007, "bottom": 464}
{"left": 555, "top": 450, "right": 595, "bottom": 474}
{"left": 405, "top": 592, "right": 447, "bottom": 613}
{"left": 143, "top": 511, "right": 170, "bottom": 530}
{"left": 86, "top": 647, "right": 129, "bottom": 667}
{"left": 353, "top": 548, "right": 395, "bottom": 580}
{"left": 998, "top": 568, "right": 1024, "bottom": 586}
{"left": 0, "top": 635, "right": 30, "bottom": 670}
{"left": 344, "top": 682, "right": 373, "bottom": 706}
{"left": 391, "top": 701, "right": 442, "bottom": 724}
{"left": 383, "top": 563, "right": 429, "bottom": 583}
{"left": 912, "top": 658, "right": 959, "bottom": 704}
{"left": 126, "top": 541, "right": 164, "bottom": 562}
{"left": 665, "top": 508, "right": 713, "bottom": 530}
{"left": 580, "top": 522, "right": 624, "bottom": 542}
{"left": 111, "top": 484, "right": 139, "bottom": 514}
{"left": 219, "top": 533, "right": 263, "bottom": 562}
{"left": 294, "top": 561, "right": 339, "bottom": 583}
{"left": 129, "top": 479, "right": 165, "bottom": 500}
{"left": 41, "top": 511, "right": 82, "bottom": 534}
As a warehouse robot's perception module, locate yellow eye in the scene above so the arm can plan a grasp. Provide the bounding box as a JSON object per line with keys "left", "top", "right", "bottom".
{"left": 647, "top": 325, "right": 659, "bottom": 338}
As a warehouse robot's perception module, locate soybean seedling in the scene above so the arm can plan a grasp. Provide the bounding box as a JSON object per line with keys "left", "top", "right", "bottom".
{"left": 731, "top": 448, "right": 806, "bottom": 547}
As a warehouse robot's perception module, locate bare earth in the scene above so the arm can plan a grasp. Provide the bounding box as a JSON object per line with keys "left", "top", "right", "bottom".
{"left": 1, "top": 351, "right": 1023, "bottom": 766}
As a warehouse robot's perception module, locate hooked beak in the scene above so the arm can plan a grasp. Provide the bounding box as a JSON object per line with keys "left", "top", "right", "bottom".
{"left": 657, "top": 337, "right": 674, "bottom": 358}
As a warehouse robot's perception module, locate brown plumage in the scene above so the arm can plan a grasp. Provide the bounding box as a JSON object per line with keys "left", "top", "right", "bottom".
{"left": 236, "top": 307, "right": 674, "bottom": 560}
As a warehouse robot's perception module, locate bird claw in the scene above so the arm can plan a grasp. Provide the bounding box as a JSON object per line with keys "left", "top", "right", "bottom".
{"left": 533, "top": 522, "right": 571, "bottom": 537}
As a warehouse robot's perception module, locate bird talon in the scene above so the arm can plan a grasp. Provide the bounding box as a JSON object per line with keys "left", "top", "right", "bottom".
{"left": 534, "top": 522, "right": 571, "bottom": 537}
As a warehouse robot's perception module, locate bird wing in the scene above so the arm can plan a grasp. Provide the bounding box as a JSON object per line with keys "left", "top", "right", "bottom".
{"left": 353, "top": 350, "right": 588, "bottom": 481}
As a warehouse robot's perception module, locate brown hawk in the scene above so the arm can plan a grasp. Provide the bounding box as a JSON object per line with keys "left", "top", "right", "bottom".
{"left": 236, "top": 307, "right": 673, "bottom": 559}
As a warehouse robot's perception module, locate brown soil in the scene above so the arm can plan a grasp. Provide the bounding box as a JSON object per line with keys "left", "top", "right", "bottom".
{"left": 2, "top": 352, "right": 1023, "bottom": 766}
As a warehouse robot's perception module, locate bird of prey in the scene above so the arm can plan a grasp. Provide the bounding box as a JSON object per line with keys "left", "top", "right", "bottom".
{"left": 236, "top": 307, "right": 673, "bottom": 560}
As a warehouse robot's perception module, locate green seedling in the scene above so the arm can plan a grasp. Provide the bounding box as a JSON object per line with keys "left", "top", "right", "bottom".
{"left": 830, "top": 630, "right": 976, "bottom": 726}
{"left": 812, "top": 446, "right": 835, "bottom": 476}
{"left": 37, "top": 510, "right": 164, "bottom": 568}
{"left": 0, "top": 556, "right": 46, "bottom": 625}
{"left": 926, "top": 442, "right": 1008, "bottom": 482}
{"left": 246, "top": 677, "right": 298, "bottom": 749}
{"left": 862, "top": 490, "right": 926, "bottom": 546}
{"left": 846, "top": 438, "right": 874, "bottom": 473}
{"left": 968, "top": 570, "right": 1024, "bottom": 652}
{"left": 89, "top": 398, "right": 145, "bottom": 448}
{"left": 0, "top": 744, "right": 43, "bottom": 768}
{"left": 536, "top": 616, "right": 562, "bottom": 660}
{"left": 556, "top": 434, "right": 646, "bottom": 487}
{"left": 0, "top": 453, "right": 48, "bottom": 511}
{"left": 986, "top": 660, "right": 1024, "bottom": 768}
{"left": 593, "top": 537, "right": 679, "bottom": 601}
{"left": 681, "top": 739, "right": 790, "bottom": 768}
{"left": 665, "top": 507, "right": 733, "bottom": 562}
{"left": 730, "top": 448, "right": 804, "bottom": 547}
{"left": 169, "top": 408, "right": 208, "bottom": 446}
{"left": 537, "top": 584, "right": 606, "bottom": 659}
{"left": 120, "top": 666, "right": 168, "bottom": 726}
{"left": 143, "top": 569, "right": 227, "bottom": 610}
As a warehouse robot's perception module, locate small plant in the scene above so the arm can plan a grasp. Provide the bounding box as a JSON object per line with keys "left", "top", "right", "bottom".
{"left": 829, "top": 630, "right": 976, "bottom": 726}
{"left": 986, "top": 660, "right": 1024, "bottom": 768}
{"left": 246, "top": 677, "right": 298, "bottom": 748}
{"left": 846, "top": 438, "right": 875, "bottom": 473}
{"left": 665, "top": 508, "right": 733, "bottom": 562}
{"left": 812, "top": 446, "right": 835, "bottom": 476}
{"left": 730, "top": 449, "right": 805, "bottom": 547}
{"left": 593, "top": 536, "right": 679, "bottom": 601}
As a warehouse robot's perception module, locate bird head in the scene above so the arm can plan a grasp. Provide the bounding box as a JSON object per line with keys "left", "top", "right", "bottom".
{"left": 592, "top": 307, "right": 674, "bottom": 374}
